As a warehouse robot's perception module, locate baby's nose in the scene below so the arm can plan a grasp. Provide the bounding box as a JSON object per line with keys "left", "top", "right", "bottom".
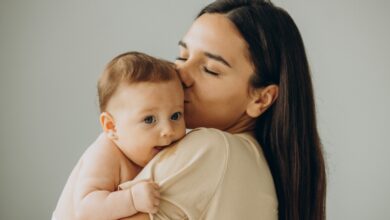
{"left": 160, "top": 124, "right": 174, "bottom": 138}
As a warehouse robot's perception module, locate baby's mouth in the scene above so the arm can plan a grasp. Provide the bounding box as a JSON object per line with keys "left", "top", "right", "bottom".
{"left": 154, "top": 145, "right": 169, "bottom": 151}
{"left": 154, "top": 146, "right": 165, "bottom": 151}
{"left": 154, "top": 141, "right": 176, "bottom": 151}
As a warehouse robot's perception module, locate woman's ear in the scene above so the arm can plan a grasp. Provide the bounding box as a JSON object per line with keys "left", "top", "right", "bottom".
{"left": 99, "top": 112, "right": 118, "bottom": 140}
{"left": 246, "top": 85, "right": 279, "bottom": 118}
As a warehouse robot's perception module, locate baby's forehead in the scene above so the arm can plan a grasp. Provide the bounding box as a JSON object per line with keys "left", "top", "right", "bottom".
{"left": 120, "top": 79, "right": 183, "bottom": 94}
{"left": 127, "top": 96, "right": 184, "bottom": 114}
{"left": 109, "top": 80, "right": 183, "bottom": 109}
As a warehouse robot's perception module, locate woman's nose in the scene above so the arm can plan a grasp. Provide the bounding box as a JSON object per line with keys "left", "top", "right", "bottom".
{"left": 176, "top": 62, "right": 194, "bottom": 88}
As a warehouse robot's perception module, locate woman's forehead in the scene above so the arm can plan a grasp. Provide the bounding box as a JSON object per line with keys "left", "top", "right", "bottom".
{"left": 182, "top": 13, "right": 250, "bottom": 67}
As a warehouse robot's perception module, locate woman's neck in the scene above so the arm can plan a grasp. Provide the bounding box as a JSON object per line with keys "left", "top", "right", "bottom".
{"left": 225, "top": 113, "right": 256, "bottom": 134}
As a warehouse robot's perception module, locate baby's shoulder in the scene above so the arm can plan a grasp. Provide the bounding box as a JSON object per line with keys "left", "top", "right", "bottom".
{"left": 81, "top": 135, "right": 121, "bottom": 168}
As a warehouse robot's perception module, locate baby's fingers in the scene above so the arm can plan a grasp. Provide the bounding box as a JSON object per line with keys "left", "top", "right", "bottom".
{"left": 153, "top": 189, "right": 161, "bottom": 198}
{"left": 153, "top": 197, "right": 160, "bottom": 206}
{"left": 150, "top": 206, "right": 159, "bottom": 214}
{"left": 151, "top": 182, "right": 159, "bottom": 190}
{"left": 149, "top": 198, "right": 160, "bottom": 214}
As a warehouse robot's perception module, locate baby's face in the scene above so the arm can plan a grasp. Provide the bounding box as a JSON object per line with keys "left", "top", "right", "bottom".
{"left": 108, "top": 79, "right": 186, "bottom": 167}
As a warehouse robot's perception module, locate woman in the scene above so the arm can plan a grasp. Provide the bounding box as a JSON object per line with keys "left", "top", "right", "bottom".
{"left": 124, "top": 0, "right": 326, "bottom": 219}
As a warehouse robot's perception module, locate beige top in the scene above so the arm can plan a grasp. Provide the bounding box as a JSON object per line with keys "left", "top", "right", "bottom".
{"left": 120, "top": 127, "right": 278, "bottom": 220}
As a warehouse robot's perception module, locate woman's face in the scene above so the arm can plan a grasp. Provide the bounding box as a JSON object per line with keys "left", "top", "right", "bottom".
{"left": 175, "top": 13, "right": 255, "bottom": 132}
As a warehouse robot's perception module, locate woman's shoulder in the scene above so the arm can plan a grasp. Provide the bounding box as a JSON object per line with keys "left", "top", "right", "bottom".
{"left": 159, "top": 127, "right": 230, "bottom": 165}
{"left": 174, "top": 127, "right": 239, "bottom": 158}
{"left": 131, "top": 128, "right": 276, "bottom": 219}
{"left": 182, "top": 127, "right": 249, "bottom": 145}
{"left": 181, "top": 127, "right": 271, "bottom": 183}
{"left": 182, "top": 127, "right": 227, "bottom": 144}
{"left": 182, "top": 127, "right": 259, "bottom": 154}
{"left": 166, "top": 127, "right": 262, "bottom": 170}
{"left": 185, "top": 127, "right": 225, "bottom": 139}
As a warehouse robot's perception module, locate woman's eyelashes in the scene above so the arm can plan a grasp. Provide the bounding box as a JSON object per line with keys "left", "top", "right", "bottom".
{"left": 203, "top": 67, "right": 220, "bottom": 76}
{"left": 176, "top": 56, "right": 187, "bottom": 61}
{"left": 176, "top": 54, "right": 220, "bottom": 76}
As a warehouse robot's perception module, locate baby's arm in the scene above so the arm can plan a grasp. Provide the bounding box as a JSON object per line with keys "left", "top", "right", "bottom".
{"left": 73, "top": 139, "right": 159, "bottom": 219}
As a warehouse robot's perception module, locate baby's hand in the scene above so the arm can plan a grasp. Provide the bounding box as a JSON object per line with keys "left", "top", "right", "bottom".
{"left": 131, "top": 180, "right": 160, "bottom": 214}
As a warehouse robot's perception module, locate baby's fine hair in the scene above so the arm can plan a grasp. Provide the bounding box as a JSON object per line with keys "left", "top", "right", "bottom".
{"left": 97, "top": 51, "right": 178, "bottom": 112}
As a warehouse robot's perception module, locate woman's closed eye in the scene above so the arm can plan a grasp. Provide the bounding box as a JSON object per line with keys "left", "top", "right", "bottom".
{"left": 203, "top": 66, "right": 220, "bottom": 76}
{"left": 176, "top": 56, "right": 187, "bottom": 62}
{"left": 144, "top": 115, "right": 157, "bottom": 124}
{"left": 170, "top": 112, "right": 183, "bottom": 121}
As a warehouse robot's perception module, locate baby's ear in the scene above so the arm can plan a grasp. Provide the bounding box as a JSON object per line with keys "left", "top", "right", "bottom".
{"left": 246, "top": 85, "right": 279, "bottom": 118}
{"left": 99, "top": 112, "right": 118, "bottom": 140}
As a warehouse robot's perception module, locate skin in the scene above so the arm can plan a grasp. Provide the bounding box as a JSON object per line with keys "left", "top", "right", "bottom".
{"left": 176, "top": 13, "right": 257, "bottom": 133}
{"left": 124, "top": 13, "right": 279, "bottom": 220}
{"left": 54, "top": 79, "right": 186, "bottom": 220}
{"left": 103, "top": 79, "right": 186, "bottom": 167}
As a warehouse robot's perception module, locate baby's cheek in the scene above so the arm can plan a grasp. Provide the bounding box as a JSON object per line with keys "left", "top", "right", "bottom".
{"left": 179, "top": 122, "right": 187, "bottom": 137}
{"left": 178, "top": 129, "right": 186, "bottom": 140}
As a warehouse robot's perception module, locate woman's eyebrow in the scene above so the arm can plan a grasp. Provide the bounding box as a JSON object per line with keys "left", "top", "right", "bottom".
{"left": 178, "top": 40, "right": 231, "bottom": 68}
{"left": 178, "top": 40, "right": 187, "bottom": 48}
{"left": 204, "top": 52, "right": 231, "bottom": 68}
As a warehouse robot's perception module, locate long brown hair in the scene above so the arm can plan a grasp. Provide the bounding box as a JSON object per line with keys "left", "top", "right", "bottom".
{"left": 199, "top": 1, "right": 326, "bottom": 219}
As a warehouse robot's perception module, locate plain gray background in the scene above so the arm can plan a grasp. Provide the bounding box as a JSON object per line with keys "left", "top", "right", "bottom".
{"left": 1, "top": 0, "right": 389, "bottom": 219}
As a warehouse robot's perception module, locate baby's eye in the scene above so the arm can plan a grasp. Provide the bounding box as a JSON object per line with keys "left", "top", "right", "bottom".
{"left": 144, "top": 115, "right": 157, "bottom": 124}
{"left": 170, "top": 112, "right": 182, "bottom": 121}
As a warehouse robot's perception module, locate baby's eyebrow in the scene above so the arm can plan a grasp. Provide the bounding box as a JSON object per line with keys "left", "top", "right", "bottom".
{"left": 139, "top": 107, "right": 158, "bottom": 113}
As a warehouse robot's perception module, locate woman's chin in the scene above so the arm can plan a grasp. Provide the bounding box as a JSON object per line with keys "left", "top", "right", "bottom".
{"left": 185, "top": 121, "right": 198, "bottom": 129}
{"left": 184, "top": 117, "right": 207, "bottom": 129}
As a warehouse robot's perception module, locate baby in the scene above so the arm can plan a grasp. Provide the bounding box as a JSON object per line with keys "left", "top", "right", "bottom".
{"left": 53, "top": 51, "right": 186, "bottom": 220}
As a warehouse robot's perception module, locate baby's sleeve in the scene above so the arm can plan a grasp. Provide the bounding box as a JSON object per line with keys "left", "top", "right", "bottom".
{"left": 120, "top": 128, "right": 229, "bottom": 220}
